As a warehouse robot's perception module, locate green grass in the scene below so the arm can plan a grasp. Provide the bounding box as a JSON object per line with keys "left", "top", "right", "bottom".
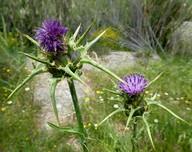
{"left": 1, "top": 53, "right": 191, "bottom": 151}
{"left": 0, "top": 20, "right": 192, "bottom": 151}
{"left": 79, "top": 56, "right": 192, "bottom": 152}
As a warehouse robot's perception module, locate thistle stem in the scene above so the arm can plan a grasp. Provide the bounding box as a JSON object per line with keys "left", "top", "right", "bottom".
{"left": 67, "top": 79, "right": 88, "bottom": 152}
{"left": 132, "top": 118, "right": 138, "bottom": 152}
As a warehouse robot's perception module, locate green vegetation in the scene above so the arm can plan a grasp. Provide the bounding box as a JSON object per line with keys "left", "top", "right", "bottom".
{"left": 81, "top": 57, "right": 192, "bottom": 152}
{"left": 1, "top": 0, "right": 192, "bottom": 151}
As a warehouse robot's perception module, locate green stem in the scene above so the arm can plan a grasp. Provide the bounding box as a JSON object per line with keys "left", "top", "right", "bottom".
{"left": 67, "top": 78, "right": 88, "bottom": 152}
{"left": 132, "top": 118, "right": 138, "bottom": 152}
{"left": 81, "top": 58, "right": 124, "bottom": 82}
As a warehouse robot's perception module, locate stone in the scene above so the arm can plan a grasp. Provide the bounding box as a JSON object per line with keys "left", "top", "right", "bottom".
{"left": 34, "top": 73, "right": 91, "bottom": 129}
{"left": 102, "top": 51, "right": 137, "bottom": 69}
{"left": 171, "top": 21, "right": 192, "bottom": 54}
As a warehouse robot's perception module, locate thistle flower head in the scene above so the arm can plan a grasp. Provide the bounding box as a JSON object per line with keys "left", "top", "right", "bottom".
{"left": 34, "top": 19, "right": 68, "bottom": 52}
{"left": 118, "top": 73, "right": 147, "bottom": 96}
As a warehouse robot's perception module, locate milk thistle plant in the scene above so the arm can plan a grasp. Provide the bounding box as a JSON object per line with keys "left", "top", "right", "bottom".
{"left": 99, "top": 73, "right": 189, "bottom": 152}
{"left": 5, "top": 19, "right": 124, "bottom": 152}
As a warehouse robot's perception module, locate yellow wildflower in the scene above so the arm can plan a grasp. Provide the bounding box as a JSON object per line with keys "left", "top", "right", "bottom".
{"left": 96, "top": 91, "right": 101, "bottom": 94}
{"left": 83, "top": 125, "right": 86, "bottom": 128}
{"left": 4, "top": 89, "right": 7, "bottom": 92}
{"left": 53, "top": 145, "right": 57, "bottom": 148}
{"left": 85, "top": 98, "right": 90, "bottom": 102}
{"left": 11, "top": 38, "right": 16, "bottom": 41}
{"left": 85, "top": 89, "right": 89, "bottom": 93}
{"left": 88, "top": 123, "right": 91, "bottom": 126}
{"left": 6, "top": 69, "right": 11, "bottom": 72}
{"left": 1, "top": 107, "right": 6, "bottom": 111}
{"left": 25, "top": 137, "right": 29, "bottom": 140}
{"left": 24, "top": 67, "right": 28, "bottom": 70}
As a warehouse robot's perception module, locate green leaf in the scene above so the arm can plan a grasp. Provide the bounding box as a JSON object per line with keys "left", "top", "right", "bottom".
{"left": 124, "top": 107, "right": 138, "bottom": 132}
{"left": 5, "top": 65, "right": 47, "bottom": 102}
{"left": 81, "top": 56, "right": 124, "bottom": 82}
{"left": 20, "top": 52, "right": 51, "bottom": 65}
{"left": 1, "top": 15, "right": 7, "bottom": 39}
{"left": 146, "top": 72, "right": 163, "bottom": 88}
{"left": 76, "top": 20, "right": 95, "bottom": 46}
{"left": 148, "top": 102, "right": 189, "bottom": 125}
{"left": 98, "top": 108, "right": 125, "bottom": 126}
{"left": 142, "top": 114, "right": 155, "bottom": 149}
{"left": 47, "top": 122, "right": 83, "bottom": 136}
{"left": 72, "top": 24, "right": 81, "bottom": 41}
{"left": 104, "top": 88, "right": 122, "bottom": 96}
{"left": 24, "top": 34, "right": 39, "bottom": 46}
{"left": 49, "top": 78, "right": 61, "bottom": 125}
{"left": 81, "top": 30, "right": 106, "bottom": 56}
{"left": 59, "top": 66, "right": 87, "bottom": 86}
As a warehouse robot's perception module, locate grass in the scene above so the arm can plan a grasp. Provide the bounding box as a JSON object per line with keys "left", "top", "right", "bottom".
{"left": 1, "top": 44, "right": 191, "bottom": 151}
{"left": 80, "top": 56, "right": 192, "bottom": 152}
{"left": 0, "top": 3, "right": 192, "bottom": 150}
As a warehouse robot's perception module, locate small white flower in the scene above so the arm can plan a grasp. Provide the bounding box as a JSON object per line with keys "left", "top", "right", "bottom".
{"left": 113, "top": 104, "right": 119, "bottom": 109}
{"left": 25, "top": 87, "right": 30, "bottom": 91}
{"left": 186, "top": 108, "right": 191, "bottom": 111}
{"left": 56, "top": 103, "right": 62, "bottom": 109}
{"left": 99, "top": 96, "right": 102, "bottom": 99}
{"left": 110, "top": 97, "right": 114, "bottom": 100}
{"left": 100, "top": 98, "right": 104, "bottom": 101}
{"left": 164, "top": 92, "right": 169, "bottom": 96}
{"left": 22, "top": 110, "right": 26, "bottom": 113}
{"left": 94, "top": 124, "right": 98, "bottom": 127}
{"left": 154, "top": 119, "right": 159, "bottom": 123}
{"left": 7, "top": 101, "right": 13, "bottom": 104}
{"left": 157, "top": 94, "right": 161, "bottom": 97}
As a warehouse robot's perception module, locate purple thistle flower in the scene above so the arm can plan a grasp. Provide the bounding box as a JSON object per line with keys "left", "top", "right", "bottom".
{"left": 118, "top": 73, "right": 147, "bottom": 96}
{"left": 34, "top": 19, "right": 68, "bottom": 52}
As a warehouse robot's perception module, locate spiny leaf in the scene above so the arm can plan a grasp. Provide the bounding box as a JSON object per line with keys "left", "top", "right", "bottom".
{"left": 148, "top": 102, "right": 189, "bottom": 125}
{"left": 104, "top": 88, "right": 122, "bottom": 96}
{"left": 76, "top": 20, "right": 95, "bottom": 46}
{"left": 72, "top": 24, "right": 81, "bottom": 41}
{"left": 81, "top": 56, "right": 124, "bottom": 82}
{"left": 47, "top": 122, "right": 83, "bottom": 136}
{"left": 98, "top": 108, "right": 125, "bottom": 126}
{"left": 82, "top": 30, "right": 106, "bottom": 55}
{"left": 142, "top": 114, "right": 155, "bottom": 149}
{"left": 124, "top": 107, "right": 138, "bottom": 132}
{"left": 146, "top": 72, "right": 163, "bottom": 88}
{"left": 24, "top": 34, "right": 39, "bottom": 46}
{"left": 49, "top": 78, "right": 61, "bottom": 126}
{"left": 5, "top": 66, "right": 46, "bottom": 102}
{"left": 20, "top": 52, "right": 51, "bottom": 65}
{"left": 59, "top": 66, "right": 87, "bottom": 86}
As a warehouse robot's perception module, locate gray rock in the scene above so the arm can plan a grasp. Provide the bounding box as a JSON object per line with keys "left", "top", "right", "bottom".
{"left": 102, "top": 51, "right": 137, "bottom": 69}
{"left": 171, "top": 21, "right": 192, "bottom": 54}
{"left": 34, "top": 73, "right": 91, "bottom": 129}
